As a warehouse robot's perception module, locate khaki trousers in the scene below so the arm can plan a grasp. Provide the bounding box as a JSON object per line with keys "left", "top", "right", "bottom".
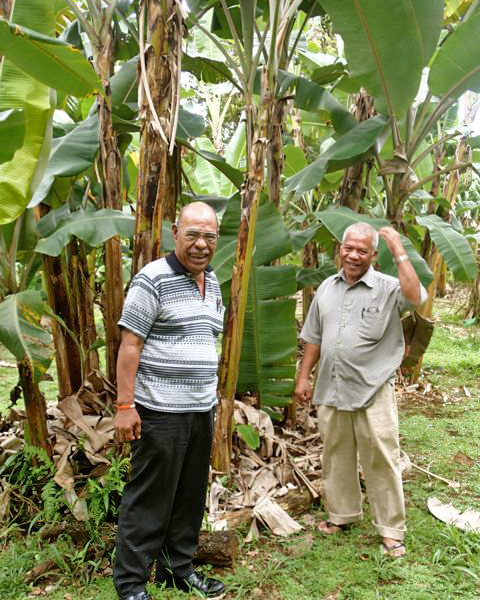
{"left": 317, "top": 382, "right": 405, "bottom": 541}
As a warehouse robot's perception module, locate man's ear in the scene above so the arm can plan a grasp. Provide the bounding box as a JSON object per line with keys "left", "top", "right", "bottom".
{"left": 172, "top": 223, "right": 178, "bottom": 238}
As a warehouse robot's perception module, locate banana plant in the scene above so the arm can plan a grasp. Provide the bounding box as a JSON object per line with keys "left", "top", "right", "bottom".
{"left": 64, "top": 0, "right": 127, "bottom": 383}
{"left": 186, "top": 0, "right": 322, "bottom": 472}
{"left": 285, "top": 1, "right": 479, "bottom": 285}
{"left": 0, "top": 212, "right": 53, "bottom": 456}
{"left": 212, "top": 195, "right": 315, "bottom": 417}
{"left": 0, "top": 0, "right": 103, "bottom": 452}
{"left": 0, "top": 0, "right": 101, "bottom": 225}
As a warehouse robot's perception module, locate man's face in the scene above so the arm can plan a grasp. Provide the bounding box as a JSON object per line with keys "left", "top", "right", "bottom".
{"left": 339, "top": 231, "right": 376, "bottom": 283}
{"left": 173, "top": 209, "right": 218, "bottom": 275}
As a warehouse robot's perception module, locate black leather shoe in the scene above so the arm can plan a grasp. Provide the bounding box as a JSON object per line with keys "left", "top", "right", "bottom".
{"left": 122, "top": 593, "right": 152, "bottom": 600}
{"left": 157, "top": 571, "right": 225, "bottom": 598}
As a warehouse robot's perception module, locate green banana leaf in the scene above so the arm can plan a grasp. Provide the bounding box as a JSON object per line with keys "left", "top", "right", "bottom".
{"left": 296, "top": 260, "right": 338, "bottom": 291}
{"left": 29, "top": 115, "right": 99, "bottom": 208}
{"left": 315, "top": 207, "right": 434, "bottom": 287}
{"left": 111, "top": 56, "right": 139, "bottom": 108}
{"left": 35, "top": 204, "right": 71, "bottom": 238}
{"left": 213, "top": 195, "right": 297, "bottom": 408}
{"left": 416, "top": 215, "right": 477, "bottom": 282}
{"left": 0, "top": 18, "right": 102, "bottom": 97}
{"left": 276, "top": 71, "right": 356, "bottom": 135}
{"left": 294, "top": 77, "right": 357, "bottom": 135}
{"left": 0, "top": 290, "right": 53, "bottom": 383}
{"left": 35, "top": 209, "right": 135, "bottom": 256}
{"left": 183, "top": 53, "right": 235, "bottom": 85}
{"left": 223, "top": 265, "right": 298, "bottom": 408}
{"left": 235, "top": 423, "right": 260, "bottom": 450}
{"left": 0, "top": 109, "right": 25, "bottom": 164}
{"left": 319, "top": 0, "right": 443, "bottom": 117}
{"left": 223, "top": 120, "right": 246, "bottom": 197}
{"left": 182, "top": 140, "right": 244, "bottom": 190}
{"left": 285, "top": 115, "right": 389, "bottom": 196}
{"left": 177, "top": 108, "right": 206, "bottom": 141}
{"left": 212, "top": 197, "right": 292, "bottom": 285}
{"left": 429, "top": 11, "right": 480, "bottom": 100}
{"left": 0, "top": 0, "right": 56, "bottom": 225}
{"left": 283, "top": 145, "right": 307, "bottom": 178}
{"left": 289, "top": 224, "right": 322, "bottom": 252}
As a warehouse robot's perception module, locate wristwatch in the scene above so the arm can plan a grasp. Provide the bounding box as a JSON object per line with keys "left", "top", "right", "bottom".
{"left": 394, "top": 254, "right": 409, "bottom": 265}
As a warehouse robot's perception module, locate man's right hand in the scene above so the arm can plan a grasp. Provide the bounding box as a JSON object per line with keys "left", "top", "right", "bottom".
{"left": 294, "top": 378, "right": 313, "bottom": 405}
{"left": 115, "top": 408, "right": 142, "bottom": 442}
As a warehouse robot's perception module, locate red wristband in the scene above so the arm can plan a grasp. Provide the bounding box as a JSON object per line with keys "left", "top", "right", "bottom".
{"left": 116, "top": 403, "right": 136, "bottom": 411}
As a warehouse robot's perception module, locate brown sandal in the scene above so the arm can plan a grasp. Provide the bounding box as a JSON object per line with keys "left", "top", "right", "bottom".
{"left": 381, "top": 541, "right": 405, "bottom": 558}
{"left": 317, "top": 520, "right": 349, "bottom": 534}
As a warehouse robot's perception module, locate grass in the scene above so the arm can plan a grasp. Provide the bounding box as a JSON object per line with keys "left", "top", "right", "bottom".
{"left": 0, "top": 295, "right": 479, "bottom": 599}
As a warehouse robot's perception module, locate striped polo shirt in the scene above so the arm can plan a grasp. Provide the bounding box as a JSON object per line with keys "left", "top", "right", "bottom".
{"left": 118, "top": 252, "right": 225, "bottom": 412}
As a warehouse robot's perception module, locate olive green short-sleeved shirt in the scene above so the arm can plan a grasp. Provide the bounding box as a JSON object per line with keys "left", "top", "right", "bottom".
{"left": 300, "top": 267, "right": 427, "bottom": 411}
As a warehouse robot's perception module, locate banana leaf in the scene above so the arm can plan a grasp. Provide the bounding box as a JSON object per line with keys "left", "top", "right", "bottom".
{"left": 183, "top": 53, "right": 235, "bottom": 85}
{"left": 319, "top": 0, "right": 443, "bottom": 117}
{"left": 429, "top": 11, "right": 480, "bottom": 99}
{"left": 212, "top": 197, "right": 292, "bottom": 284}
{"left": 416, "top": 215, "right": 477, "bottom": 282}
{"left": 296, "top": 259, "right": 338, "bottom": 291}
{"left": 0, "top": 18, "right": 102, "bottom": 97}
{"left": 29, "top": 115, "right": 99, "bottom": 208}
{"left": 181, "top": 140, "right": 244, "bottom": 190}
{"left": 294, "top": 77, "right": 357, "bottom": 135}
{"left": 35, "top": 207, "right": 175, "bottom": 257}
{"left": 222, "top": 265, "right": 298, "bottom": 408}
{"left": 0, "top": 290, "right": 53, "bottom": 383}
{"left": 0, "top": 0, "right": 56, "bottom": 225}
{"left": 285, "top": 115, "right": 389, "bottom": 196}
{"left": 0, "top": 109, "right": 25, "bottom": 164}
{"left": 34, "top": 208, "right": 135, "bottom": 256}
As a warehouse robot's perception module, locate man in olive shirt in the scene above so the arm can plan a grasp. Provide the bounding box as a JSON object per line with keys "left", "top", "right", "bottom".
{"left": 295, "top": 223, "right": 426, "bottom": 557}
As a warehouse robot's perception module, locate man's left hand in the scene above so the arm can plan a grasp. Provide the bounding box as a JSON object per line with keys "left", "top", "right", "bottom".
{"left": 378, "top": 227, "right": 405, "bottom": 260}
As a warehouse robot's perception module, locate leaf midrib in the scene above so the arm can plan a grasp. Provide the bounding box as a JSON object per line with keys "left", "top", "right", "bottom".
{"left": 353, "top": 0, "right": 395, "bottom": 119}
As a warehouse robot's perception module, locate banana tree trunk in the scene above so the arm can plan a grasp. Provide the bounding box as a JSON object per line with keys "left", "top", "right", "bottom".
{"left": 410, "top": 249, "right": 442, "bottom": 381}
{"left": 268, "top": 98, "right": 285, "bottom": 207}
{"left": 18, "top": 362, "right": 52, "bottom": 457}
{"left": 35, "top": 205, "right": 83, "bottom": 397}
{"left": 301, "top": 236, "right": 318, "bottom": 323}
{"left": 290, "top": 107, "right": 318, "bottom": 322}
{"left": 212, "top": 69, "right": 274, "bottom": 474}
{"left": 93, "top": 29, "right": 124, "bottom": 384}
{"left": 338, "top": 90, "right": 375, "bottom": 211}
{"left": 132, "top": 0, "right": 182, "bottom": 275}
{"left": 467, "top": 246, "right": 480, "bottom": 318}
{"left": 69, "top": 239, "right": 99, "bottom": 374}
{"left": 0, "top": 0, "right": 11, "bottom": 18}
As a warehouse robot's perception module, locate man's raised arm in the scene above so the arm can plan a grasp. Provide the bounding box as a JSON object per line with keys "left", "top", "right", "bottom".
{"left": 379, "top": 226, "right": 422, "bottom": 307}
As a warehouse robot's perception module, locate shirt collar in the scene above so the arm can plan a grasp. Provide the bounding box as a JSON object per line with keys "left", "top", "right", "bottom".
{"left": 334, "top": 266, "right": 375, "bottom": 288}
{"left": 166, "top": 251, "right": 213, "bottom": 275}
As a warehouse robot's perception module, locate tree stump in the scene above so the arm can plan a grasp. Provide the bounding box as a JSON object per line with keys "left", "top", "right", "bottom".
{"left": 195, "top": 530, "right": 239, "bottom": 567}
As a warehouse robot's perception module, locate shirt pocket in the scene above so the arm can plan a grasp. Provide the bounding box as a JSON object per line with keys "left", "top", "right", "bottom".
{"left": 204, "top": 298, "right": 225, "bottom": 335}
{"left": 358, "top": 306, "right": 385, "bottom": 341}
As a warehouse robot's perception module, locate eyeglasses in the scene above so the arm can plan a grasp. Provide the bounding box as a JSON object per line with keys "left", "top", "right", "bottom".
{"left": 180, "top": 229, "right": 218, "bottom": 244}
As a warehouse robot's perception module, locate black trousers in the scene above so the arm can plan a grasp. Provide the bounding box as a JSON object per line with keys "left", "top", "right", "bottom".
{"left": 113, "top": 405, "right": 214, "bottom": 599}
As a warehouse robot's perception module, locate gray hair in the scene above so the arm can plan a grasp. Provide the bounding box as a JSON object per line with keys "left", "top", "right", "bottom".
{"left": 342, "top": 222, "right": 378, "bottom": 250}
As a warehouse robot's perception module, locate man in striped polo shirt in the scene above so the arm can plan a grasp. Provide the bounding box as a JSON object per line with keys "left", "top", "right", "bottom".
{"left": 113, "top": 202, "right": 225, "bottom": 600}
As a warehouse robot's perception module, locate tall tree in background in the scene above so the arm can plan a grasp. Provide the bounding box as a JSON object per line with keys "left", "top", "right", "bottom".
{"left": 66, "top": 0, "right": 124, "bottom": 384}
{"left": 132, "top": 0, "right": 183, "bottom": 274}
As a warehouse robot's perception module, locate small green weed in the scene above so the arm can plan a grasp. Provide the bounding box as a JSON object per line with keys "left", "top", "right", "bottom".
{"left": 86, "top": 454, "right": 130, "bottom": 527}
